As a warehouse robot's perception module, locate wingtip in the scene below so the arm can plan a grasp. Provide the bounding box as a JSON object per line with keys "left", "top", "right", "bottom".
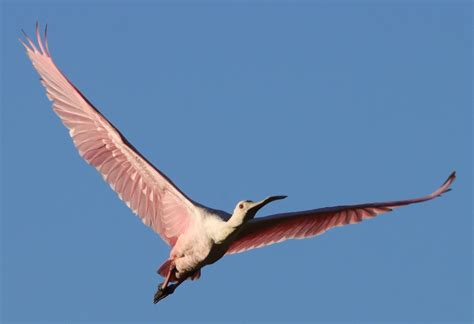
{"left": 20, "top": 27, "right": 37, "bottom": 53}
{"left": 44, "top": 23, "right": 51, "bottom": 56}
{"left": 18, "top": 37, "right": 28, "bottom": 49}
{"left": 445, "top": 170, "right": 456, "bottom": 185}
{"left": 20, "top": 22, "right": 51, "bottom": 56}
{"left": 438, "top": 171, "right": 456, "bottom": 195}
{"left": 449, "top": 170, "right": 456, "bottom": 179}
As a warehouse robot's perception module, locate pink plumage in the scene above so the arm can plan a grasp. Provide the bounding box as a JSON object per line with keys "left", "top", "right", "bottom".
{"left": 21, "top": 23, "right": 195, "bottom": 247}
{"left": 226, "top": 172, "right": 455, "bottom": 254}
{"left": 22, "top": 24, "right": 456, "bottom": 304}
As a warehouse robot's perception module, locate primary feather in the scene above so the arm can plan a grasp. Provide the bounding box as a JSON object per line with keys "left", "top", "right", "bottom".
{"left": 21, "top": 23, "right": 200, "bottom": 247}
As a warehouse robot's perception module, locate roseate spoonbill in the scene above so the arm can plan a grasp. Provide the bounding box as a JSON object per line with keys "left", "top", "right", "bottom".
{"left": 21, "top": 24, "right": 456, "bottom": 304}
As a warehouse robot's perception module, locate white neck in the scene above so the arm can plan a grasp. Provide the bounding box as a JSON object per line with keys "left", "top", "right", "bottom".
{"left": 227, "top": 211, "right": 246, "bottom": 229}
{"left": 209, "top": 212, "right": 246, "bottom": 244}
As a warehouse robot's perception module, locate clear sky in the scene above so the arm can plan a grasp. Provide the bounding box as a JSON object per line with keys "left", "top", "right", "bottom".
{"left": 1, "top": 1, "right": 472, "bottom": 323}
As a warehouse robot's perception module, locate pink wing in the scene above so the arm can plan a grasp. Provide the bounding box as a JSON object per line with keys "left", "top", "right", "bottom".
{"left": 227, "top": 172, "right": 456, "bottom": 254}
{"left": 21, "top": 24, "right": 197, "bottom": 246}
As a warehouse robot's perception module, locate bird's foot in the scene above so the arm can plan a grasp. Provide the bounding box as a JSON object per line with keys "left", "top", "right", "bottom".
{"left": 153, "top": 283, "right": 177, "bottom": 304}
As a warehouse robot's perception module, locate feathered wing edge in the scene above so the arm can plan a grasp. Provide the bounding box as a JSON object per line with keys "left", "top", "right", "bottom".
{"left": 227, "top": 172, "right": 456, "bottom": 254}
{"left": 21, "top": 23, "right": 200, "bottom": 246}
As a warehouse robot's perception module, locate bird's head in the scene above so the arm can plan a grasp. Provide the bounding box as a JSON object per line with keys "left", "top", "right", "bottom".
{"left": 231, "top": 195, "right": 287, "bottom": 226}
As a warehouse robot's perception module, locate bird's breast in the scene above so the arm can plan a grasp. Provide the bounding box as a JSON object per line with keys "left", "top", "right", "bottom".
{"left": 172, "top": 216, "right": 241, "bottom": 275}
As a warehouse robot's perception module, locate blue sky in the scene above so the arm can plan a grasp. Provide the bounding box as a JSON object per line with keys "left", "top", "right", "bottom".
{"left": 1, "top": 1, "right": 472, "bottom": 323}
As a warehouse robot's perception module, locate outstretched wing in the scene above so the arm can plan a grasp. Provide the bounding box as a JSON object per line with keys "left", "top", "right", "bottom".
{"left": 227, "top": 172, "right": 456, "bottom": 254}
{"left": 22, "top": 24, "right": 197, "bottom": 246}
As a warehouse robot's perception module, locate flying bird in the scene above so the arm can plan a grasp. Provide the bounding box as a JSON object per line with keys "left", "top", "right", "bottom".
{"left": 21, "top": 24, "right": 456, "bottom": 304}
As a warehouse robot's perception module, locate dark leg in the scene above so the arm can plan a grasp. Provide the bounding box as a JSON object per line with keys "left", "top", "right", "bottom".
{"left": 153, "top": 276, "right": 186, "bottom": 304}
{"left": 153, "top": 263, "right": 175, "bottom": 303}
{"left": 153, "top": 269, "right": 200, "bottom": 304}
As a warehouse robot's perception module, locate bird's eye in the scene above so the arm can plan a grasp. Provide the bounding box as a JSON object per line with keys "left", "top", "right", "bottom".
{"left": 239, "top": 203, "right": 244, "bottom": 209}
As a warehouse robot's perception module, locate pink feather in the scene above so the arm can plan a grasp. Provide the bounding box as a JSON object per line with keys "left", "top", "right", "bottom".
{"left": 226, "top": 172, "right": 456, "bottom": 254}
{"left": 22, "top": 24, "right": 198, "bottom": 247}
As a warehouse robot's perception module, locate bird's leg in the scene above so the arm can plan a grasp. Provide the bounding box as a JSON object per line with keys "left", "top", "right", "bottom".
{"left": 153, "top": 275, "right": 187, "bottom": 304}
{"left": 160, "top": 265, "right": 174, "bottom": 290}
{"left": 153, "top": 270, "right": 199, "bottom": 304}
{"left": 154, "top": 264, "right": 179, "bottom": 304}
